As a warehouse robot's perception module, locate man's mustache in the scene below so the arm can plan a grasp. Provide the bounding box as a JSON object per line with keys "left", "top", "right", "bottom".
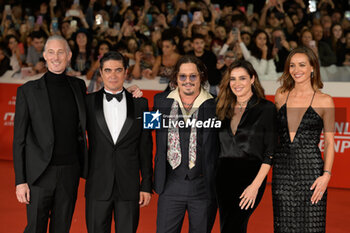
{"left": 182, "top": 83, "right": 195, "bottom": 86}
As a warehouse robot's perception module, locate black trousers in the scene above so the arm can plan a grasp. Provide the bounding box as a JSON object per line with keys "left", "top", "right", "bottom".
{"left": 216, "top": 158, "right": 266, "bottom": 233}
{"left": 85, "top": 182, "right": 139, "bottom": 233}
{"left": 156, "top": 175, "right": 217, "bottom": 233}
{"left": 24, "top": 163, "right": 80, "bottom": 233}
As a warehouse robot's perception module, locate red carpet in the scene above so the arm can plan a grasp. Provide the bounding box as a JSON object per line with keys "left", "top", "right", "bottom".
{"left": 1, "top": 159, "right": 349, "bottom": 233}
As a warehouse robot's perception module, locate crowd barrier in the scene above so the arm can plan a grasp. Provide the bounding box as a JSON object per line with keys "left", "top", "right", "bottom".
{"left": 1, "top": 69, "right": 349, "bottom": 189}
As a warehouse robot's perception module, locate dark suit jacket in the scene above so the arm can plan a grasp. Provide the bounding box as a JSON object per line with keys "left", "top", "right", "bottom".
{"left": 153, "top": 91, "right": 219, "bottom": 199}
{"left": 13, "top": 73, "right": 88, "bottom": 186}
{"left": 85, "top": 89, "right": 153, "bottom": 201}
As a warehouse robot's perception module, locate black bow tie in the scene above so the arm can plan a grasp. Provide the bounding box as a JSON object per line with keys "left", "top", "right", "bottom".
{"left": 104, "top": 90, "right": 124, "bottom": 102}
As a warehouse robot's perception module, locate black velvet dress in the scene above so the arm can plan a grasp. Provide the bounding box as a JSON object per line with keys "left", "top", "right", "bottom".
{"left": 272, "top": 93, "right": 327, "bottom": 233}
{"left": 216, "top": 94, "right": 277, "bottom": 233}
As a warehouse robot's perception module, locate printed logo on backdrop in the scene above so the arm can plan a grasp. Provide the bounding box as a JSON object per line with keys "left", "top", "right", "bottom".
{"left": 143, "top": 110, "right": 222, "bottom": 129}
{"left": 3, "top": 96, "right": 16, "bottom": 126}
{"left": 3, "top": 112, "right": 15, "bottom": 126}
{"left": 143, "top": 110, "right": 162, "bottom": 129}
{"left": 318, "top": 107, "right": 349, "bottom": 153}
{"left": 320, "top": 122, "right": 350, "bottom": 154}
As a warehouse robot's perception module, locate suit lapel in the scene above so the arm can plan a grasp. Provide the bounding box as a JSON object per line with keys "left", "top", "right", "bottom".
{"left": 37, "top": 74, "right": 54, "bottom": 139}
{"left": 116, "top": 90, "right": 134, "bottom": 145}
{"left": 159, "top": 97, "right": 174, "bottom": 150}
{"left": 95, "top": 89, "right": 114, "bottom": 145}
{"left": 67, "top": 77, "right": 86, "bottom": 130}
{"left": 201, "top": 100, "right": 213, "bottom": 145}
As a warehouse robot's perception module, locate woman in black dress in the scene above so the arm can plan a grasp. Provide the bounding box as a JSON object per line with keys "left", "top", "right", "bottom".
{"left": 273, "top": 46, "right": 335, "bottom": 233}
{"left": 216, "top": 60, "right": 277, "bottom": 233}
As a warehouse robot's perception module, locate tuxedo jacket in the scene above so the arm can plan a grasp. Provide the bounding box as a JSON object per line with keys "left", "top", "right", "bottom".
{"left": 85, "top": 89, "right": 153, "bottom": 201}
{"left": 13, "top": 73, "right": 88, "bottom": 186}
{"left": 153, "top": 91, "right": 219, "bottom": 199}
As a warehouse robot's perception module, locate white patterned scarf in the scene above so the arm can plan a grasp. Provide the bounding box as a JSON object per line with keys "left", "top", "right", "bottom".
{"left": 167, "top": 100, "right": 198, "bottom": 169}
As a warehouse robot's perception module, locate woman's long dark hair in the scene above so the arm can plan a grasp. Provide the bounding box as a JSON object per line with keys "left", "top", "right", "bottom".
{"left": 216, "top": 60, "right": 265, "bottom": 120}
{"left": 5, "top": 35, "right": 19, "bottom": 56}
{"left": 71, "top": 31, "right": 92, "bottom": 74}
{"left": 330, "top": 23, "right": 343, "bottom": 51}
{"left": 249, "top": 29, "right": 273, "bottom": 60}
{"left": 93, "top": 40, "right": 112, "bottom": 61}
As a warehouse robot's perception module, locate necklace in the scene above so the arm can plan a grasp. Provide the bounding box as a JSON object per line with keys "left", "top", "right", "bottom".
{"left": 182, "top": 102, "right": 193, "bottom": 112}
{"left": 236, "top": 93, "right": 253, "bottom": 113}
{"left": 182, "top": 102, "right": 193, "bottom": 106}
{"left": 181, "top": 97, "right": 195, "bottom": 107}
{"left": 236, "top": 100, "right": 249, "bottom": 113}
{"left": 181, "top": 93, "right": 199, "bottom": 112}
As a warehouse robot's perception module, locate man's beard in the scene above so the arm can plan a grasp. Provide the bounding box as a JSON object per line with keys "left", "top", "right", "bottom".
{"left": 181, "top": 82, "right": 196, "bottom": 96}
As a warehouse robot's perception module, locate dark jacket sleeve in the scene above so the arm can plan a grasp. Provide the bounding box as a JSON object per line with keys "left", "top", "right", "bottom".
{"left": 77, "top": 78, "right": 88, "bottom": 178}
{"left": 262, "top": 102, "right": 278, "bottom": 165}
{"left": 139, "top": 98, "right": 154, "bottom": 193}
{"left": 13, "top": 86, "right": 29, "bottom": 185}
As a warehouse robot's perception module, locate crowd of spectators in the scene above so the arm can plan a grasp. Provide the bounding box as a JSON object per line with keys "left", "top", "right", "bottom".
{"left": 0, "top": 0, "right": 349, "bottom": 88}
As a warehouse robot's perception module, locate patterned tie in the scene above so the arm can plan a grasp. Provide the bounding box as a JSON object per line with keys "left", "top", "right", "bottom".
{"left": 104, "top": 90, "right": 123, "bottom": 102}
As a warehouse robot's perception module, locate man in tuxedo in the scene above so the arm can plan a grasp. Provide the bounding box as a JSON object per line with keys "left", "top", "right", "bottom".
{"left": 85, "top": 51, "right": 153, "bottom": 233}
{"left": 13, "top": 35, "right": 88, "bottom": 233}
{"left": 153, "top": 55, "right": 220, "bottom": 233}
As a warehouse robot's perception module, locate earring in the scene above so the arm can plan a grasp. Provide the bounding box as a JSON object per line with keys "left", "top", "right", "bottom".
{"left": 311, "top": 71, "right": 314, "bottom": 79}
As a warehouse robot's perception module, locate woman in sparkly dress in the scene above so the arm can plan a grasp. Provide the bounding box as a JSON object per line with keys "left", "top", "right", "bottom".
{"left": 273, "top": 47, "right": 335, "bottom": 233}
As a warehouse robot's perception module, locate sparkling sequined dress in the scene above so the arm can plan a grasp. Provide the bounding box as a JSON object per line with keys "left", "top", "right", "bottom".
{"left": 272, "top": 94, "right": 327, "bottom": 233}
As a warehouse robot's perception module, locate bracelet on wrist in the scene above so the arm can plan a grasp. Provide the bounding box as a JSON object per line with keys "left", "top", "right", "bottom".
{"left": 323, "top": 170, "right": 331, "bottom": 176}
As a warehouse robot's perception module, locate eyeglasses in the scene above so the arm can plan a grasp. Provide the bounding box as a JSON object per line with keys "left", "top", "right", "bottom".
{"left": 178, "top": 73, "right": 199, "bottom": 82}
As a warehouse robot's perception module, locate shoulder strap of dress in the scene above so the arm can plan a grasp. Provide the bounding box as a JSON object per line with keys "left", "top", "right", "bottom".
{"left": 285, "top": 91, "right": 291, "bottom": 105}
{"left": 310, "top": 91, "right": 316, "bottom": 106}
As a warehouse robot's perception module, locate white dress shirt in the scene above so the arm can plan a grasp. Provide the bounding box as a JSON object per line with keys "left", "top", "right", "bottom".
{"left": 103, "top": 89, "right": 127, "bottom": 144}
